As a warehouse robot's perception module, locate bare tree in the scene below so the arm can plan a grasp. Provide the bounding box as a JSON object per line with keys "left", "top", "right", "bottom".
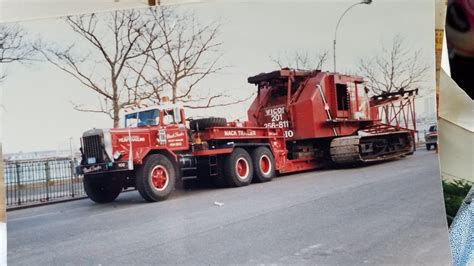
{"left": 0, "top": 24, "right": 35, "bottom": 82}
{"left": 358, "top": 34, "right": 429, "bottom": 96}
{"left": 37, "top": 10, "right": 160, "bottom": 127}
{"left": 271, "top": 51, "right": 328, "bottom": 70}
{"left": 133, "top": 8, "right": 250, "bottom": 109}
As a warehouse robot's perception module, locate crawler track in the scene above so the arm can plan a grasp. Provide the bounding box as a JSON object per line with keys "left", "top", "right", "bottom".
{"left": 330, "top": 131, "right": 414, "bottom": 164}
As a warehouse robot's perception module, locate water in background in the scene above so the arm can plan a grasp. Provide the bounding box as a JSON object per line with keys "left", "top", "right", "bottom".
{"left": 4, "top": 159, "right": 78, "bottom": 184}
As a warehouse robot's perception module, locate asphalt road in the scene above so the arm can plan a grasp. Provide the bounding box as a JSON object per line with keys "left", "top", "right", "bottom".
{"left": 7, "top": 149, "right": 452, "bottom": 265}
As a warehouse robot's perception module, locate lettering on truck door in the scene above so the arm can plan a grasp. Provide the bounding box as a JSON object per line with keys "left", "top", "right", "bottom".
{"left": 166, "top": 128, "right": 187, "bottom": 149}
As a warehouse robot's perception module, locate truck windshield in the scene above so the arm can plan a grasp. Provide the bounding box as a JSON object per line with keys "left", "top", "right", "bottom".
{"left": 125, "top": 109, "right": 160, "bottom": 127}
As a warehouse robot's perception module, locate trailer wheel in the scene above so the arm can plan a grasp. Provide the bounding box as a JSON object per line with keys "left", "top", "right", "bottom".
{"left": 251, "top": 147, "right": 275, "bottom": 183}
{"left": 189, "top": 117, "right": 227, "bottom": 131}
{"left": 83, "top": 173, "right": 122, "bottom": 203}
{"left": 223, "top": 148, "right": 253, "bottom": 187}
{"left": 136, "top": 154, "right": 176, "bottom": 202}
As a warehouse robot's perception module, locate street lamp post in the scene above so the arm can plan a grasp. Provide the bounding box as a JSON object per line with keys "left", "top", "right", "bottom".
{"left": 333, "top": 0, "right": 372, "bottom": 73}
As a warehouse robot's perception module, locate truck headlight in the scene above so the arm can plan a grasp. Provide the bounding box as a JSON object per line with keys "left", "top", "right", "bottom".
{"left": 113, "top": 151, "right": 122, "bottom": 160}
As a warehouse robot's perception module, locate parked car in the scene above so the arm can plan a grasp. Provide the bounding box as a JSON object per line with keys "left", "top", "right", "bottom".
{"left": 425, "top": 125, "right": 438, "bottom": 150}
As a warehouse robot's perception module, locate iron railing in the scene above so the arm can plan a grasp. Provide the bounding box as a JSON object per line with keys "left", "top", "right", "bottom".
{"left": 4, "top": 157, "right": 85, "bottom": 208}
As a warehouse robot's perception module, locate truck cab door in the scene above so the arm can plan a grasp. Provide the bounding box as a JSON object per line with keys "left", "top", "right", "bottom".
{"left": 162, "top": 107, "right": 189, "bottom": 151}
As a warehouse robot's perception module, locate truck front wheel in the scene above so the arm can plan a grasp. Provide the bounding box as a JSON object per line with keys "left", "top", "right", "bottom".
{"left": 83, "top": 173, "right": 122, "bottom": 203}
{"left": 223, "top": 148, "right": 253, "bottom": 187}
{"left": 136, "top": 154, "right": 176, "bottom": 202}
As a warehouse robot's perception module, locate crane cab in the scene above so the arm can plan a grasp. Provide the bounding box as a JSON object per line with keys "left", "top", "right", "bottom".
{"left": 247, "top": 69, "right": 374, "bottom": 140}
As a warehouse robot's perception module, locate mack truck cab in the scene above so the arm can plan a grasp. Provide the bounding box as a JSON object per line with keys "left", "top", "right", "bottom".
{"left": 77, "top": 102, "right": 197, "bottom": 203}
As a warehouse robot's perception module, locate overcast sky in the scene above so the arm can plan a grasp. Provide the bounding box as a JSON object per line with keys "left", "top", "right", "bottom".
{"left": 0, "top": 0, "right": 434, "bottom": 154}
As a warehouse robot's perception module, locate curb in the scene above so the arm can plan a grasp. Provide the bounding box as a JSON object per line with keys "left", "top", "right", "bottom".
{"left": 6, "top": 189, "right": 136, "bottom": 211}
{"left": 7, "top": 196, "right": 88, "bottom": 211}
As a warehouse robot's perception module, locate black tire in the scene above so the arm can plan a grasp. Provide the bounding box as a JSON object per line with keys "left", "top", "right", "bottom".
{"left": 251, "top": 147, "right": 275, "bottom": 183}
{"left": 83, "top": 173, "right": 122, "bottom": 203}
{"left": 136, "top": 154, "right": 176, "bottom": 202}
{"left": 426, "top": 144, "right": 431, "bottom": 150}
{"left": 223, "top": 148, "right": 253, "bottom": 187}
{"left": 190, "top": 117, "right": 227, "bottom": 131}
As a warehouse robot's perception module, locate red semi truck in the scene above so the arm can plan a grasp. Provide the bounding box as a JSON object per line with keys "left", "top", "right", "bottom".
{"left": 77, "top": 69, "right": 417, "bottom": 203}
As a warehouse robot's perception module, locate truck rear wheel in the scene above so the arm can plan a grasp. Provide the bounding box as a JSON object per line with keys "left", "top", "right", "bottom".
{"left": 83, "top": 173, "right": 122, "bottom": 203}
{"left": 136, "top": 154, "right": 176, "bottom": 202}
{"left": 223, "top": 148, "right": 253, "bottom": 187}
{"left": 251, "top": 147, "right": 275, "bottom": 183}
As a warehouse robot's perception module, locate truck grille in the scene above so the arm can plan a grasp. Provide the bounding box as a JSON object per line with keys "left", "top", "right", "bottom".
{"left": 82, "top": 135, "right": 105, "bottom": 163}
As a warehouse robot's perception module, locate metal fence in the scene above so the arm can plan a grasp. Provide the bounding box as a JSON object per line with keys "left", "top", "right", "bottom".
{"left": 4, "top": 157, "right": 85, "bottom": 208}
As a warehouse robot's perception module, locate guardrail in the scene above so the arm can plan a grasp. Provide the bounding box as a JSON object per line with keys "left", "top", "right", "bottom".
{"left": 4, "top": 157, "right": 86, "bottom": 208}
